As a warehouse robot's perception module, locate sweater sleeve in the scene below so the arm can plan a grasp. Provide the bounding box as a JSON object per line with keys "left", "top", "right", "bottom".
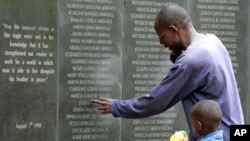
{"left": 111, "top": 62, "right": 196, "bottom": 118}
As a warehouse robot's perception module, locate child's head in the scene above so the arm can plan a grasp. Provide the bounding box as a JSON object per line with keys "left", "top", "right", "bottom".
{"left": 191, "top": 100, "right": 222, "bottom": 135}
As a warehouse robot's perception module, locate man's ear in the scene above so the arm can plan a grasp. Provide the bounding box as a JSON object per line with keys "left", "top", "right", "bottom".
{"left": 169, "top": 25, "right": 178, "bottom": 34}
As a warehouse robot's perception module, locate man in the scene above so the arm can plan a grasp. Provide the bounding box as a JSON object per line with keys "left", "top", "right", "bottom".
{"left": 91, "top": 5, "right": 244, "bottom": 141}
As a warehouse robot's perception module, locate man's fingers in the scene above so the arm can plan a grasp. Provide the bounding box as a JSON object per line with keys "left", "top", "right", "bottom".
{"left": 90, "top": 98, "right": 106, "bottom": 105}
{"left": 90, "top": 98, "right": 111, "bottom": 105}
{"left": 90, "top": 98, "right": 113, "bottom": 114}
{"left": 98, "top": 105, "right": 106, "bottom": 110}
{"left": 97, "top": 105, "right": 111, "bottom": 114}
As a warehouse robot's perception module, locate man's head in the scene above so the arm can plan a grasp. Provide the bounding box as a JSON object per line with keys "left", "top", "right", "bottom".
{"left": 154, "top": 5, "right": 192, "bottom": 55}
{"left": 191, "top": 100, "right": 222, "bottom": 135}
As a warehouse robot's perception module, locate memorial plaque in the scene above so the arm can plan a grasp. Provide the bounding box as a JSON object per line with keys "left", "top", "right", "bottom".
{"left": 58, "top": 0, "right": 122, "bottom": 140}
{"left": 187, "top": 0, "right": 250, "bottom": 122}
{"left": 122, "top": 1, "right": 188, "bottom": 140}
{"left": 0, "top": 0, "right": 57, "bottom": 141}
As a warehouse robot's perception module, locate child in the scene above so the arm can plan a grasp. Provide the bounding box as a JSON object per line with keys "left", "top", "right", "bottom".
{"left": 170, "top": 100, "right": 223, "bottom": 141}
{"left": 190, "top": 100, "right": 223, "bottom": 141}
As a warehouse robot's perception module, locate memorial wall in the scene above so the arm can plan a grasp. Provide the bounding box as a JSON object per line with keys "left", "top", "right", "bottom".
{"left": 0, "top": 0, "right": 57, "bottom": 141}
{"left": 0, "top": 0, "right": 249, "bottom": 141}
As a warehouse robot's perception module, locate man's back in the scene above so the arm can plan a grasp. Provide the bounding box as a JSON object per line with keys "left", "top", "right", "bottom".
{"left": 180, "top": 33, "right": 244, "bottom": 140}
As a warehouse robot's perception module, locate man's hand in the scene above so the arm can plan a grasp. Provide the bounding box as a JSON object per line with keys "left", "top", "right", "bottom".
{"left": 90, "top": 98, "right": 114, "bottom": 114}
